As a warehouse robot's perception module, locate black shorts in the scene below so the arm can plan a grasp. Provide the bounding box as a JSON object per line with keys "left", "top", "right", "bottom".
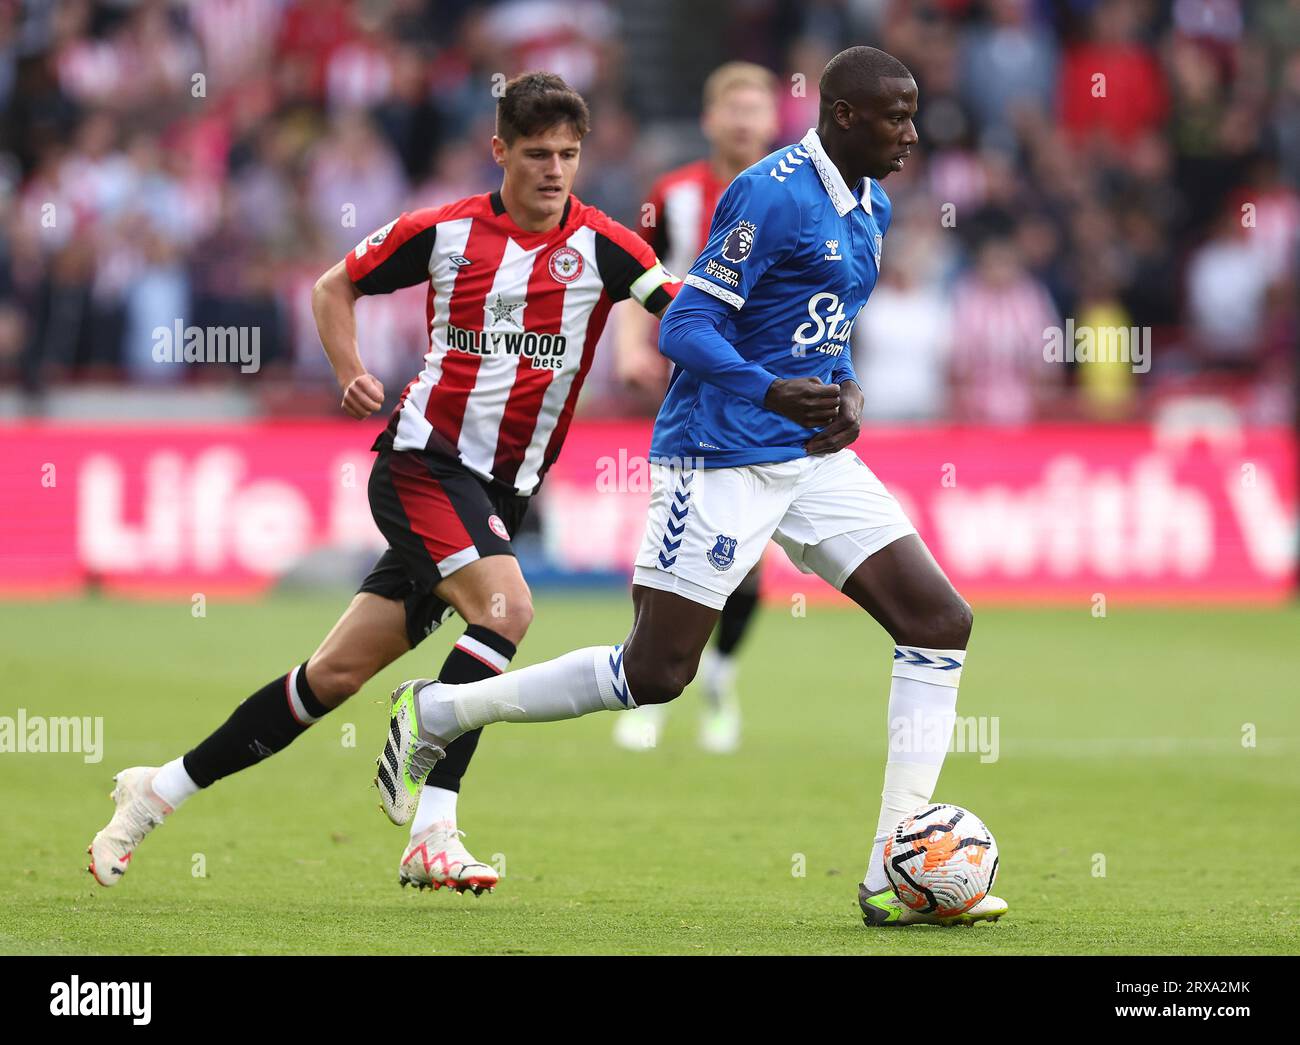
{"left": 359, "top": 436, "right": 530, "bottom": 648}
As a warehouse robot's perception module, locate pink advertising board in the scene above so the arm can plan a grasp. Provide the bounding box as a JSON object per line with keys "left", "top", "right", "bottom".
{"left": 1, "top": 421, "right": 1294, "bottom": 603}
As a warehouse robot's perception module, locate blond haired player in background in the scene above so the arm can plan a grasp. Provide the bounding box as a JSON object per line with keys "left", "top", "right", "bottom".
{"left": 612, "top": 62, "right": 780, "bottom": 754}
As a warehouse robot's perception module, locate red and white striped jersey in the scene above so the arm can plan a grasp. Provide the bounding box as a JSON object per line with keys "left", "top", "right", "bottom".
{"left": 345, "top": 191, "right": 678, "bottom": 494}
{"left": 639, "top": 159, "right": 728, "bottom": 278}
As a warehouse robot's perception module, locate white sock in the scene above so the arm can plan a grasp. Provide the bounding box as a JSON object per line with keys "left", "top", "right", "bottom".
{"left": 628, "top": 702, "right": 667, "bottom": 725}
{"left": 151, "top": 756, "right": 199, "bottom": 809}
{"left": 410, "top": 785, "right": 458, "bottom": 837}
{"left": 417, "top": 645, "right": 634, "bottom": 742}
{"left": 698, "top": 647, "right": 736, "bottom": 712}
{"left": 864, "top": 646, "right": 964, "bottom": 893}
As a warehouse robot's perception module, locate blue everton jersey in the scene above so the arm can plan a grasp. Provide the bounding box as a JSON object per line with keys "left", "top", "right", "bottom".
{"left": 650, "top": 128, "right": 892, "bottom": 467}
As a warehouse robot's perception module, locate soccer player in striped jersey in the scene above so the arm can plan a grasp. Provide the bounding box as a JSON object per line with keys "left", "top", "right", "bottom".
{"left": 375, "top": 47, "right": 1007, "bottom": 927}
{"left": 87, "top": 73, "right": 679, "bottom": 895}
{"left": 613, "top": 62, "right": 780, "bottom": 755}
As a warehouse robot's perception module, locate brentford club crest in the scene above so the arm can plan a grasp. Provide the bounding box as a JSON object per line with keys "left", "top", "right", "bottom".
{"left": 548, "top": 246, "right": 584, "bottom": 284}
{"left": 488, "top": 514, "right": 510, "bottom": 540}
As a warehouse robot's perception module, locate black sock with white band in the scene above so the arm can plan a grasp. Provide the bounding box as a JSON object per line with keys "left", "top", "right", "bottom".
{"left": 177, "top": 663, "right": 331, "bottom": 796}
{"left": 414, "top": 625, "right": 519, "bottom": 834}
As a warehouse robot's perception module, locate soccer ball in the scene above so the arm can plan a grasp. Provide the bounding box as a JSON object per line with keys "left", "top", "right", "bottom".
{"left": 883, "top": 804, "right": 999, "bottom": 917}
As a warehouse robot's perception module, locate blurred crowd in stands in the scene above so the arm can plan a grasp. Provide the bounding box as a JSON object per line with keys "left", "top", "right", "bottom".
{"left": 1, "top": 0, "right": 1297, "bottom": 425}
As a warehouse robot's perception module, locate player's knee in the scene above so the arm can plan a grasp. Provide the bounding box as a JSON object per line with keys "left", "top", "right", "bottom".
{"left": 463, "top": 591, "right": 533, "bottom": 646}
{"left": 304, "top": 657, "right": 372, "bottom": 704}
{"left": 894, "top": 593, "right": 972, "bottom": 650}
{"left": 623, "top": 649, "right": 695, "bottom": 706}
{"left": 496, "top": 601, "right": 533, "bottom": 646}
{"left": 922, "top": 595, "right": 973, "bottom": 649}
{"left": 948, "top": 596, "right": 974, "bottom": 646}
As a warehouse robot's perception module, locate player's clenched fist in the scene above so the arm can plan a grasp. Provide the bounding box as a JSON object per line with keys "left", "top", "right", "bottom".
{"left": 764, "top": 376, "right": 841, "bottom": 429}
{"left": 617, "top": 340, "right": 669, "bottom": 398}
{"left": 804, "top": 380, "right": 863, "bottom": 455}
{"left": 341, "top": 373, "right": 385, "bottom": 419}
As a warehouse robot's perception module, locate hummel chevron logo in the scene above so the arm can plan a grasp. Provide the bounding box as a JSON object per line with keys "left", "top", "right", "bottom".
{"left": 769, "top": 146, "right": 810, "bottom": 183}
{"left": 658, "top": 470, "right": 695, "bottom": 569}
{"left": 609, "top": 645, "right": 629, "bottom": 706}
{"left": 894, "top": 648, "right": 962, "bottom": 670}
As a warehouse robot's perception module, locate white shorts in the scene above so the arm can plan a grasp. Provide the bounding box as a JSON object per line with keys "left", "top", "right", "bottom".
{"left": 632, "top": 449, "right": 917, "bottom": 610}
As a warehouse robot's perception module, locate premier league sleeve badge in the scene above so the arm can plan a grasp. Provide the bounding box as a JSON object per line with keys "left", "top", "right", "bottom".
{"left": 720, "top": 221, "right": 757, "bottom": 264}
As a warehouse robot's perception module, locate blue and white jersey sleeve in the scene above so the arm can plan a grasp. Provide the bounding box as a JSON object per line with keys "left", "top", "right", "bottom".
{"left": 682, "top": 174, "right": 799, "bottom": 310}
{"left": 651, "top": 130, "right": 890, "bottom": 467}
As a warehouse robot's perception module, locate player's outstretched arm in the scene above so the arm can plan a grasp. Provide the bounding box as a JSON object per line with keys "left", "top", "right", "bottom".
{"left": 312, "top": 259, "right": 384, "bottom": 419}
{"left": 658, "top": 284, "right": 783, "bottom": 404}
{"left": 614, "top": 299, "right": 669, "bottom": 397}
{"left": 660, "top": 285, "right": 841, "bottom": 427}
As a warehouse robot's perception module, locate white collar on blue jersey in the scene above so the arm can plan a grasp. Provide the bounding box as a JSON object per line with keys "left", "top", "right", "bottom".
{"left": 800, "top": 128, "right": 872, "bottom": 217}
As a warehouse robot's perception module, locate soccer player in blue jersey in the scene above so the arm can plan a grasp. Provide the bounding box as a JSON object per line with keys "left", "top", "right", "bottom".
{"left": 374, "top": 46, "right": 1008, "bottom": 927}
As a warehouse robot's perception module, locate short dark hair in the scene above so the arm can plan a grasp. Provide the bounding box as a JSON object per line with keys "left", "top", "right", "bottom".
{"left": 496, "top": 72, "right": 591, "bottom": 144}
{"left": 818, "top": 46, "right": 913, "bottom": 115}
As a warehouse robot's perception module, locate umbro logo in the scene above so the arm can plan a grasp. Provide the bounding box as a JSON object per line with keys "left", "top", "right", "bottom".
{"left": 449, "top": 255, "right": 472, "bottom": 268}
{"left": 824, "top": 239, "right": 842, "bottom": 261}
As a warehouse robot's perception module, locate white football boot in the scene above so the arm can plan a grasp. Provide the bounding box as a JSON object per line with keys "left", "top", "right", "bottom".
{"left": 858, "top": 883, "right": 1009, "bottom": 926}
{"left": 87, "top": 767, "right": 173, "bottom": 887}
{"left": 376, "top": 679, "right": 446, "bottom": 825}
{"left": 612, "top": 703, "right": 666, "bottom": 751}
{"left": 399, "top": 821, "right": 498, "bottom": 895}
{"left": 697, "top": 697, "right": 741, "bottom": 754}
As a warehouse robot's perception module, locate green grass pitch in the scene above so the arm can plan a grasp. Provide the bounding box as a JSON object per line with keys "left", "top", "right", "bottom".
{"left": 1, "top": 592, "right": 1297, "bottom": 955}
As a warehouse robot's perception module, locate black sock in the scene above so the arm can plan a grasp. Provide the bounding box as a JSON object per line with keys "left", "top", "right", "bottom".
{"left": 426, "top": 625, "right": 517, "bottom": 794}
{"left": 183, "top": 663, "right": 330, "bottom": 788}
{"left": 716, "top": 587, "right": 761, "bottom": 657}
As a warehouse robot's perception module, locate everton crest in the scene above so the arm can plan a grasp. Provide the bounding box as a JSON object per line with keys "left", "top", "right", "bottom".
{"left": 706, "top": 534, "right": 738, "bottom": 571}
